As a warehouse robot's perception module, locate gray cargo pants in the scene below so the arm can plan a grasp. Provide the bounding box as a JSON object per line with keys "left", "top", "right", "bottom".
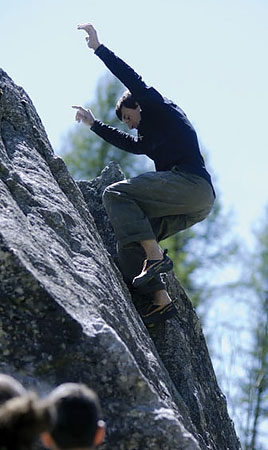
{"left": 102, "top": 168, "right": 215, "bottom": 295}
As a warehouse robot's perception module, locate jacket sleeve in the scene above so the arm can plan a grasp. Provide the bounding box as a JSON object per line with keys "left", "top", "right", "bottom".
{"left": 91, "top": 120, "right": 147, "bottom": 155}
{"left": 94, "top": 45, "right": 163, "bottom": 103}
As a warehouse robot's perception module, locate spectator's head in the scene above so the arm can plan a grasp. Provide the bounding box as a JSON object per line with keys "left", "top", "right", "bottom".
{"left": 41, "top": 383, "right": 105, "bottom": 450}
{"left": 0, "top": 373, "right": 49, "bottom": 450}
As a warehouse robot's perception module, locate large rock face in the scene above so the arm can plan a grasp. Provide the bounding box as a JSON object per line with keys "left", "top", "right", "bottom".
{"left": 0, "top": 69, "right": 241, "bottom": 450}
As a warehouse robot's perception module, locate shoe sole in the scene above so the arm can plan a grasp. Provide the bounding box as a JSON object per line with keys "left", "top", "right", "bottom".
{"left": 142, "top": 303, "right": 178, "bottom": 326}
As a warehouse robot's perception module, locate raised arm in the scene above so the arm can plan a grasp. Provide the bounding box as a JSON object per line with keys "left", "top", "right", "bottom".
{"left": 77, "top": 23, "right": 158, "bottom": 101}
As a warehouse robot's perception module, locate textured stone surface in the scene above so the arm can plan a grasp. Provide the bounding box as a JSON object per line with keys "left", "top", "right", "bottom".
{"left": 0, "top": 69, "right": 241, "bottom": 449}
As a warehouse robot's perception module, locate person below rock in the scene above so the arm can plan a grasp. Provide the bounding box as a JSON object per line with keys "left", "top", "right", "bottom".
{"left": 41, "top": 383, "right": 105, "bottom": 450}
{"left": 0, "top": 373, "right": 48, "bottom": 450}
{"left": 73, "top": 23, "right": 215, "bottom": 326}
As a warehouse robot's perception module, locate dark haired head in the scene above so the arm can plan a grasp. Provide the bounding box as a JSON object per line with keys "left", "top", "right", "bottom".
{"left": 0, "top": 392, "right": 49, "bottom": 450}
{"left": 45, "top": 383, "right": 105, "bottom": 449}
{"left": 116, "top": 90, "right": 138, "bottom": 121}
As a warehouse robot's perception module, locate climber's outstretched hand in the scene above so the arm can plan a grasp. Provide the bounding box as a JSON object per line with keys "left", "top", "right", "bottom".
{"left": 72, "top": 106, "right": 95, "bottom": 127}
{"left": 77, "top": 23, "right": 101, "bottom": 51}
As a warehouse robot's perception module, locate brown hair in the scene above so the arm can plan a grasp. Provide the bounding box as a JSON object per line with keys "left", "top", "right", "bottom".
{"left": 0, "top": 393, "right": 50, "bottom": 450}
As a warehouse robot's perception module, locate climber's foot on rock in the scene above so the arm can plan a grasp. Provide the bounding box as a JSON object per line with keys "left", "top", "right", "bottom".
{"left": 141, "top": 301, "right": 178, "bottom": 326}
{"left": 132, "top": 249, "right": 173, "bottom": 288}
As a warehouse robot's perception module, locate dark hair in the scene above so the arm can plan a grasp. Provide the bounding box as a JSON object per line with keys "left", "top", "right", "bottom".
{"left": 46, "top": 383, "right": 103, "bottom": 449}
{"left": 115, "top": 90, "right": 138, "bottom": 121}
{"left": 0, "top": 392, "right": 50, "bottom": 450}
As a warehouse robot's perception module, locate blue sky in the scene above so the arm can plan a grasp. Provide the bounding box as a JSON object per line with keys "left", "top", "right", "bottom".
{"left": 1, "top": 0, "right": 268, "bottom": 247}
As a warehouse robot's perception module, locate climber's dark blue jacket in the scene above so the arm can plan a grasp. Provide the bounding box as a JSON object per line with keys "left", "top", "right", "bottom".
{"left": 91, "top": 44, "right": 214, "bottom": 192}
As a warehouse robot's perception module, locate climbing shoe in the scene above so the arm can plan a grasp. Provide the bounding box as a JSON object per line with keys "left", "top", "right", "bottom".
{"left": 132, "top": 249, "right": 173, "bottom": 288}
{"left": 142, "top": 302, "right": 178, "bottom": 326}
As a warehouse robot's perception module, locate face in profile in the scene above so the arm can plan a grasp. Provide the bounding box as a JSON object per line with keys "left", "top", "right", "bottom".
{"left": 121, "top": 105, "right": 141, "bottom": 129}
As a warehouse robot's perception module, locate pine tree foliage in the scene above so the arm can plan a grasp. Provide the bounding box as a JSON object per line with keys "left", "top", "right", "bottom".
{"left": 240, "top": 209, "right": 268, "bottom": 450}
{"left": 214, "top": 207, "right": 268, "bottom": 450}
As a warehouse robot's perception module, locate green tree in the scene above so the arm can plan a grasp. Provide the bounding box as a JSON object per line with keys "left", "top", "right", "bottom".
{"left": 208, "top": 207, "right": 268, "bottom": 450}
{"left": 60, "top": 74, "right": 151, "bottom": 179}
{"left": 239, "top": 210, "right": 268, "bottom": 450}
